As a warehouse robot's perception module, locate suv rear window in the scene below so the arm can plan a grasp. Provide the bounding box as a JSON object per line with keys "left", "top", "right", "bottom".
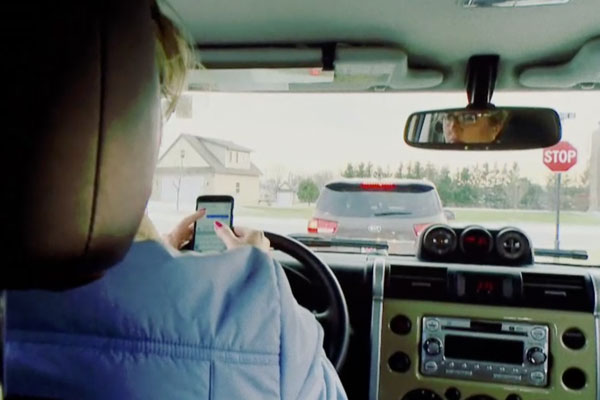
{"left": 316, "top": 184, "right": 442, "bottom": 218}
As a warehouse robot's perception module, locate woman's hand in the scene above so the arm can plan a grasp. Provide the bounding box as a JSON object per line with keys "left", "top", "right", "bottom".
{"left": 213, "top": 221, "right": 271, "bottom": 253}
{"left": 163, "top": 208, "right": 206, "bottom": 250}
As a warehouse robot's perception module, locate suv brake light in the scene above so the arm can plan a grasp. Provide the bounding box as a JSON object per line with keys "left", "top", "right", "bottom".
{"left": 308, "top": 218, "right": 338, "bottom": 234}
{"left": 413, "top": 223, "right": 430, "bottom": 237}
{"left": 360, "top": 183, "right": 397, "bottom": 191}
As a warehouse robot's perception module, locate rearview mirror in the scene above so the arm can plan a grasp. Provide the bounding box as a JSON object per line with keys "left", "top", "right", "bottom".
{"left": 404, "top": 107, "right": 561, "bottom": 150}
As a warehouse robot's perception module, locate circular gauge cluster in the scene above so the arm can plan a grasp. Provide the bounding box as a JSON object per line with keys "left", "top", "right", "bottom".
{"left": 420, "top": 225, "right": 532, "bottom": 265}
{"left": 459, "top": 226, "right": 493, "bottom": 256}
{"left": 495, "top": 227, "right": 530, "bottom": 261}
{"left": 421, "top": 225, "right": 456, "bottom": 256}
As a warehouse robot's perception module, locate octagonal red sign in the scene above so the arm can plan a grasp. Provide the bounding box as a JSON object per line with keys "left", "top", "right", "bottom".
{"left": 543, "top": 141, "right": 577, "bottom": 172}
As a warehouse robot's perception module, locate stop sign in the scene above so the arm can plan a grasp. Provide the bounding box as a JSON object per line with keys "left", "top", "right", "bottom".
{"left": 543, "top": 141, "right": 577, "bottom": 172}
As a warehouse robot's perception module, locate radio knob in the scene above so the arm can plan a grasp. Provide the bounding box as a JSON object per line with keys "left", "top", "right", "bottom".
{"left": 527, "top": 347, "right": 547, "bottom": 365}
{"left": 424, "top": 338, "right": 442, "bottom": 356}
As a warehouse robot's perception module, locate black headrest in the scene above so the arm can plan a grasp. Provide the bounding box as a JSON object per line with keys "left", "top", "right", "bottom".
{"left": 3, "top": 0, "right": 160, "bottom": 289}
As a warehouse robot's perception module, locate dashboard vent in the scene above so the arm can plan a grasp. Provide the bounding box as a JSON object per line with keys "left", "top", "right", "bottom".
{"left": 521, "top": 273, "right": 594, "bottom": 312}
{"left": 387, "top": 266, "right": 448, "bottom": 300}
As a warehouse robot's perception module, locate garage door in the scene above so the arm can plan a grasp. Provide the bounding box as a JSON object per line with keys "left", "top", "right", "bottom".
{"left": 160, "top": 175, "right": 206, "bottom": 211}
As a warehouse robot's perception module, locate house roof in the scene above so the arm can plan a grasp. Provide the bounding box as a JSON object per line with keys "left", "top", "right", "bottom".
{"left": 192, "top": 135, "right": 253, "bottom": 153}
{"left": 156, "top": 134, "right": 261, "bottom": 177}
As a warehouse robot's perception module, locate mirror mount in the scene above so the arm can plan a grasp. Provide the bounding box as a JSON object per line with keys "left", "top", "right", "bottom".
{"left": 465, "top": 55, "right": 499, "bottom": 109}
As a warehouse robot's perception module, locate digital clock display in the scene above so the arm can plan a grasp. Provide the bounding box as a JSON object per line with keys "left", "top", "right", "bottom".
{"left": 457, "top": 273, "right": 512, "bottom": 302}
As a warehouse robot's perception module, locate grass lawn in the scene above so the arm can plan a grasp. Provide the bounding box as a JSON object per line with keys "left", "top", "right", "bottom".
{"left": 238, "top": 205, "right": 600, "bottom": 226}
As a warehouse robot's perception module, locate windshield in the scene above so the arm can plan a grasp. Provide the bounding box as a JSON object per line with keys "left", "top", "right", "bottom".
{"left": 148, "top": 91, "right": 600, "bottom": 266}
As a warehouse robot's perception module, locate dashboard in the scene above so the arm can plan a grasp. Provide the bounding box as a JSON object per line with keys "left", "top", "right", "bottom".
{"left": 276, "top": 225, "right": 600, "bottom": 400}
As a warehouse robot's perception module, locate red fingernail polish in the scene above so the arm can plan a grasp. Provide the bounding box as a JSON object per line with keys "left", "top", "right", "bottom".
{"left": 214, "top": 221, "right": 223, "bottom": 228}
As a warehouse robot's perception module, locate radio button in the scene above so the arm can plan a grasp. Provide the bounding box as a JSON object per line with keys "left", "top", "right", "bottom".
{"left": 461, "top": 363, "right": 468, "bottom": 369}
{"left": 511, "top": 367, "right": 520, "bottom": 374}
{"left": 424, "top": 338, "right": 442, "bottom": 356}
{"left": 448, "top": 362, "right": 456, "bottom": 368}
{"left": 447, "top": 369, "right": 473, "bottom": 377}
{"left": 531, "top": 327, "right": 547, "bottom": 341}
{"left": 499, "top": 366, "right": 506, "bottom": 372}
{"left": 530, "top": 371, "right": 545, "bottom": 383}
{"left": 425, "top": 319, "right": 441, "bottom": 332}
{"left": 493, "top": 373, "right": 522, "bottom": 382}
{"left": 486, "top": 365, "right": 493, "bottom": 371}
{"left": 527, "top": 347, "right": 547, "bottom": 365}
{"left": 424, "top": 361, "right": 438, "bottom": 373}
{"left": 473, "top": 364, "right": 481, "bottom": 370}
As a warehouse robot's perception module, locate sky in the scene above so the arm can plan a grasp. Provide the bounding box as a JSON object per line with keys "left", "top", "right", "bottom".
{"left": 162, "top": 90, "right": 600, "bottom": 183}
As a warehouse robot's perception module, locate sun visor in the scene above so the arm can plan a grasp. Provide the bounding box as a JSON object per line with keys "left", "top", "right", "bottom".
{"left": 519, "top": 38, "right": 600, "bottom": 89}
{"left": 304, "top": 46, "right": 444, "bottom": 91}
{"left": 196, "top": 48, "right": 323, "bottom": 69}
{"left": 189, "top": 46, "right": 443, "bottom": 91}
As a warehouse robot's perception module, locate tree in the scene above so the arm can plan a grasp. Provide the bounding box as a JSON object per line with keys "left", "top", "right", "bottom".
{"left": 342, "top": 163, "right": 355, "bottom": 178}
{"left": 356, "top": 162, "right": 367, "bottom": 178}
{"left": 413, "top": 161, "right": 423, "bottom": 178}
{"left": 423, "top": 162, "right": 437, "bottom": 182}
{"left": 394, "top": 163, "right": 404, "bottom": 178}
{"left": 297, "top": 179, "right": 320, "bottom": 205}
{"left": 520, "top": 181, "right": 544, "bottom": 209}
{"left": 435, "top": 166, "right": 454, "bottom": 205}
{"left": 373, "top": 165, "right": 393, "bottom": 179}
{"left": 365, "top": 162, "right": 374, "bottom": 178}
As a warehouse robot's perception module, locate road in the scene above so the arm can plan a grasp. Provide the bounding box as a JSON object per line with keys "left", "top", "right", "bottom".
{"left": 147, "top": 202, "right": 598, "bottom": 264}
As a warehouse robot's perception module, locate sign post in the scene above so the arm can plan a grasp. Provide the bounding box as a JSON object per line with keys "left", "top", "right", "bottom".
{"left": 554, "top": 173, "right": 561, "bottom": 250}
{"left": 542, "top": 141, "right": 578, "bottom": 250}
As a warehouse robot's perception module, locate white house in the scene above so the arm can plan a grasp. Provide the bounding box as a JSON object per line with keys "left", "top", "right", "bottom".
{"left": 153, "top": 134, "right": 261, "bottom": 209}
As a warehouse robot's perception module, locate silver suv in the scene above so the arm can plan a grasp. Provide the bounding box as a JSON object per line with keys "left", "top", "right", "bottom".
{"left": 309, "top": 179, "right": 451, "bottom": 242}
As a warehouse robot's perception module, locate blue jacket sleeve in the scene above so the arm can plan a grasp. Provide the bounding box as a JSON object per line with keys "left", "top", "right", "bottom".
{"left": 272, "top": 256, "right": 348, "bottom": 400}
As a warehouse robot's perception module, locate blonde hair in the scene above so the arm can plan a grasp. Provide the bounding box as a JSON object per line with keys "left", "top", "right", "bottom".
{"left": 136, "top": 2, "right": 195, "bottom": 244}
{"left": 151, "top": 0, "right": 195, "bottom": 118}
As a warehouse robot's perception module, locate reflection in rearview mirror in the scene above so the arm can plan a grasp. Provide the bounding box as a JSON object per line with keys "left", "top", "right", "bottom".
{"left": 404, "top": 107, "right": 561, "bottom": 150}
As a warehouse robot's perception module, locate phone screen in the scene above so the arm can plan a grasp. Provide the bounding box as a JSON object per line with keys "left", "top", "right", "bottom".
{"left": 193, "top": 201, "right": 233, "bottom": 253}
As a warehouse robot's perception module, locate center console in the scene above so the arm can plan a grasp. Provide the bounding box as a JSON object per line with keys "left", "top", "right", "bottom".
{"left": 420, "top": 317, "right": 549, "bottom": 387}
{"left": 370, "top": 260, "right": 599, "bottom": 400}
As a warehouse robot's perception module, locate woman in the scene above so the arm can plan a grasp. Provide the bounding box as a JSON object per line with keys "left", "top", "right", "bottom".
{"left": 5, "top": 2, "right": 347, "bottom": 399}
{"left": 442, "top": 110, "right": 509, "bottom": 144}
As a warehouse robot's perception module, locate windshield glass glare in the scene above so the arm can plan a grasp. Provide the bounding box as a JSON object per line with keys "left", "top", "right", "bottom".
{"left": 147, "top": 91, "right": 600, "bottom": 265}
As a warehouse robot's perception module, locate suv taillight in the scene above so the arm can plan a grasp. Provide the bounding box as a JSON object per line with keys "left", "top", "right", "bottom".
{"left": 413, "top": 223, "right": 430, "bottom": 237}
{"left": 308, "top": 218, "right": 339, "bottom": 234}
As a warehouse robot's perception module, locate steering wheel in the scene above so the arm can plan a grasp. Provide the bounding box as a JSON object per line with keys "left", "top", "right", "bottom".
{"left": 264, "top": 231, "right": 350, "bottom": 371}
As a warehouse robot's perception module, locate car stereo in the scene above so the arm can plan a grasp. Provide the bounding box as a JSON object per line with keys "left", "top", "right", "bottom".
{"left": 420, "top": 316, "right": 549, "bottom": 387}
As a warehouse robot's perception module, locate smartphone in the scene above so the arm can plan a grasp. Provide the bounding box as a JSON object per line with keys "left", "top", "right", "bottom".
{"left": 189, "top": 195, "right": 234, "bottom": 253}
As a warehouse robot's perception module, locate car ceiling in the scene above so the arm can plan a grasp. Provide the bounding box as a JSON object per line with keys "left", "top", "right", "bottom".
{"left": 167, "top": 0, "right": 600, "bottom": 91}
